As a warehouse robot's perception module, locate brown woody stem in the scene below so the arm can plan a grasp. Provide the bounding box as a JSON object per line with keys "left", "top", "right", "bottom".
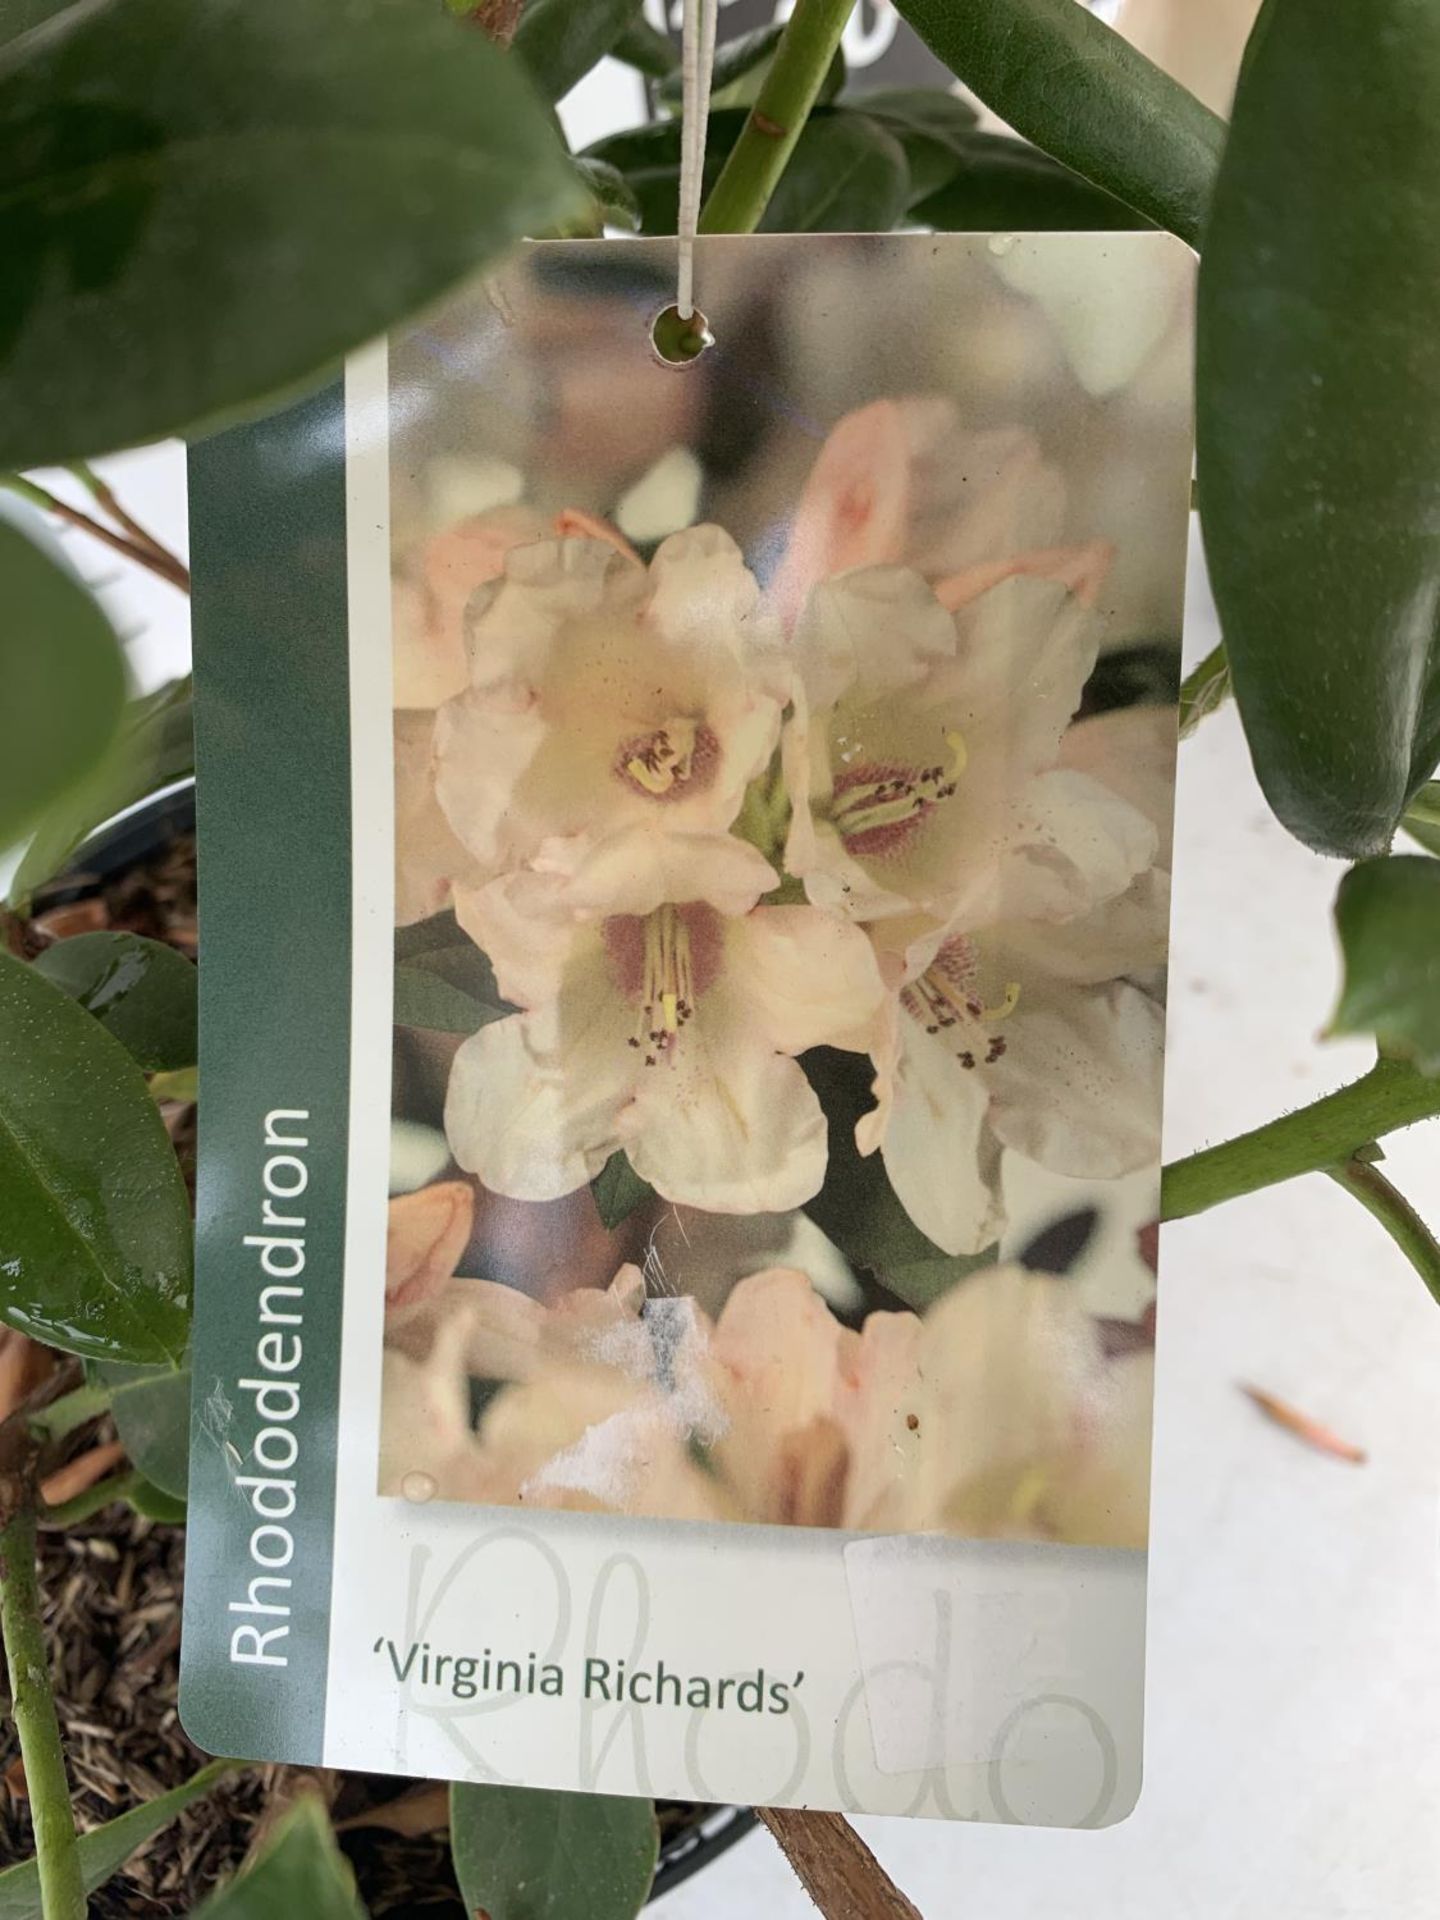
{"left": 759, "top": 1807, "right": 923, "bottom": 1919}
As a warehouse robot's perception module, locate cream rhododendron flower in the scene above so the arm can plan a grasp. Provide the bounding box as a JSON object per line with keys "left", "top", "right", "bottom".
{"left": 433, "top": 528, "right": 787, "bottom": 885}
{"left": 394, "top": 711, "right": 476, "bottom": 927}
{"left": 393, "top": 505, "right": 548, "bottom": 711}
{"left": 381, "top": 1262, "right": 1151, "bottom": 1545}
{"left": 858, "top": 737, "right": 1169, "bottom": 1257}
{"left": 782, "top": 559, "right": 1109, "bottom": 927}
{"left": 380, "top": 1264, "right": 729, "bottom": 1519}
{"left": 443, "top": 830, "right": 886, "bottom": 1213}
{"left": 769, "top": 396, "right": 1099, "bottom": 624}
{"left": 392, "top": 505, "right": 638, "bottom": 923}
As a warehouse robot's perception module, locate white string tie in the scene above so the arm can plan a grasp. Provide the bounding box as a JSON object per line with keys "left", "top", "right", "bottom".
{"left": 675, "top": 0, "right": 720, "bottom": 321}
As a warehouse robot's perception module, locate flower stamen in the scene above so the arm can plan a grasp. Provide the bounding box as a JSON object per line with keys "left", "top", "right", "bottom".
{"left": 828, "top": 731, "right": 967, "bottom": 858}
{"left": 618, "top": 716, "right": 719, "bottom": 800}
{"left": 901, "top": 935, "right": 1021, "bottom": 1070}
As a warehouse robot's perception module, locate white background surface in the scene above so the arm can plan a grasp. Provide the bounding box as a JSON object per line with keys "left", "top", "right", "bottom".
{"left": 38, "top": 440, "right": 1439, "bottom": 1917}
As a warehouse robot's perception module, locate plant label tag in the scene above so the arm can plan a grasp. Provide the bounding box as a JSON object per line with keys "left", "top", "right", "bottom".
{"left": 181, "top": 233, "right": 1193, "bottom": 1825}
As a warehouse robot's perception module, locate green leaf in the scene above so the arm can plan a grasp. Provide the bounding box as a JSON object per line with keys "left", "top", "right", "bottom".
{"left": 450, "top": 1782, "right": 658, "bottom": 1920}
{"left": 99, "top": 1356, "right": 190, "bottom": 1497}
{"left": 762, "top": 110, "right": 909, "bottom": 234}
{"left": 33, "top": 931, "right": 196, "bottom": 1071}
{"left": 801, "top": 1048, "right": 995, "bottom": 1309}
{"left": 1178, "top": 641, "right": 1232, "bottom": 739}
{"left": 393, "top": 941, "right": 514, "bottom": 1034}
{"left": 911, "top": 129, "right": 1149, "bottom": 231}
{"left": 0, "top": 518, "right": 126, "bottom": 853}
{"left": 0, "top": 1759, "right": 232, "bottom": 1919}
{"left": 584, "top": 111, "right": 739, "bottom": 234}
{"left": 126, "top": 1472, "right": 186, "bottom": 1522}
{"left": 591, "top": 1151, "right": 653, "bottom": 1230}
{"left": 1402, "top": 784, "right": 1440, "bottom": 857}
{"left": 0, "top": 951, "right": 191, "bottom": 1363}
{"left": 844, "top": 85, "right": 980, "bottom": 202}
{"left": 1196, "top": 0, "right": 1440, "bottom": 857}
{"left": 610, "top": 15, "right": 678, "bottom": 82}
{"left": 7, "top": 676, "right": 193, "bottom": 908}
{"left": 574, "top": 157, "right": 641, "bottom": 235}
{"left": 0, "top": 0, "right": 583, "bottom": 469}
{"left": 513, "top": 0, "right": 641, "bottom": 102}
{"left": 0, "top": 0, "right": 72, "bottom": 48}
{"left": 1330, "top": 856, "right": 1440, "bottom": 1074}
{"left": 892, "top": 0, "right": 1223, "bottom": 246}
{"left": 659, "top": 23, "right": 844, "bottom": 112}
{"left": 192, "top": 1799, "right": 369, "bottom": 1919}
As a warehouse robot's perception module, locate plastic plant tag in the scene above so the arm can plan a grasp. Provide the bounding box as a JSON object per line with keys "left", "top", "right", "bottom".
{"left": 180, "top": 234, "right": 1192, "bottom": 1825}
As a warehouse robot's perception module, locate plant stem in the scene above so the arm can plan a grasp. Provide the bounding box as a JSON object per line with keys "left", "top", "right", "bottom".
{"left": 39, "top": 1468, "right": 140, "bottom": 1530}
{"left": 1178, "top": 638, "right": 1231, "bottom": 738}
{"left": 66, "top": 460, "right": 189, "bottom": 577}
{"left": 0, "top": 473, "right": 191, "bottom": 593}
{"left": 699, "top": 0, "right": 854, "bottom": 235}
{"left": 759, "top": 1808, "right": 921, "bottom": 1919}
{"left": 1161, "top": 1057, "right": 1440, "bottom": 1222}
{"left": 1327, "top": 1155, "right": 1440, "bottom": 1308}
{"left": 0, "top": 1507, "right": 86, "bottom": 1920}
{"left": 27, "top": 1380, "right": 111, "bottom": 1449}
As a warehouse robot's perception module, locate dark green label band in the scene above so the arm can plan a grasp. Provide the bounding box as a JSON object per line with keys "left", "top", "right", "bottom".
{"left": 180, "top": 384, "right": 351, "bottom": 1763}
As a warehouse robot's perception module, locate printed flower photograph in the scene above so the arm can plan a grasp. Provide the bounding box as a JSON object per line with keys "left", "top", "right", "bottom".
{"left": 380, "top": 237, "right": 1191, "bottom": 1548}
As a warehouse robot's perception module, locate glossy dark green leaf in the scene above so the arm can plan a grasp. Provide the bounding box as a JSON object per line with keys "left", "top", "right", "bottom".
{"left": 591, "top": 1150, "right": 653, "bottom": 1230}
{"left": 1402, "top": 784, "right": 1440, "bottom": 857}
{"left": 893, "top": 0, "right": 1223, "bottom": 245}
{"left": 126, "top": 1472, "right": 186, "bottom": 1522}
{"left": 583, "top": 109, "right": 747, "bottom": 234}
{"left": 0, "top": 518, "right": 125, "bottom": 852}
{"left": 450, "top": 1783, "right": 658, "bottom": 1920}
{"left": 513, "top": 0, "right": 641, "bottom": 101}
{"left": 1197, "top": 0, "right": 1440, "bottom": 857}
{"left": 801, "top": 1048, "right": 995, "bottom": 1309}
{"left": 99, "top": 1356, "right": 190, "bottom": 1497}
{"left": 610, "top": 15, "right": 677, "bottom": 82}
{"left": 1330, "top": 857, "right": 1440, "bottom": 1074}
{"left": 7, "top": 675, "right": 192, "bottom": 908}
{"left": 762, "top": 111, "right": 909, "bottom": 234}
{"left": 846, "top": 85, "right": 980, "bottom": 202}
{"left": 912, "top": 129, "right": 1149, "bottom": 231}
{"left": 34, "top": 931, "right": 196, "bottom": 1071}
{"left": 192, "top": 1799, "right": 369, "bottom": 1919}
{"left": 575, "top": 158, "right": 641, "bottom": 235}
{"left": 659, "top": 22, "right": 844, "bottom": 111}
{"left": 0, "top": 1759, "right": 231, "bottom": 1920}
{"left": 0, "top": 0, "right": 72, "bottom": 47}
{"left": 394, "top": 942, "right": 513, "bottom": 1034}
{"left": 0, "top": 0, "right": 583, "bottom": 468}
{"left": 0, "top": 952, "right": 191, "bottom": 1362}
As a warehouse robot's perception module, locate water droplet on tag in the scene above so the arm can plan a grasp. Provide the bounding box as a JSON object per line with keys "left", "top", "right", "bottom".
{"left": 987, "top": 233, "right": 1018, "bottom": 257}
{"left": 401, "top": 1470, "right": 437, "bottom": 1505}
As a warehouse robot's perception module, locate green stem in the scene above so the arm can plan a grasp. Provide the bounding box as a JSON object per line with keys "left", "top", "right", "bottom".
{"left": 40, "top": 1470, "right": 140, "bottom": 1530}
{"left": 27, "top": 1381, "right": 111, "bottom": 1449}
{"left": 0, "top": 1508, "right": 85, "bottom": 1920}
{"left": 1327, "top": 1156, "right": 1440, "bottom": 1308}
{"left": 1161, "top": 1057, "right": 1440, "bottom": 1222}
{"left": 1178, "top": 639, "right": 1231, "bottom": 738}
{"left": 698, "top": 0, "right": 854, "bottom": 235}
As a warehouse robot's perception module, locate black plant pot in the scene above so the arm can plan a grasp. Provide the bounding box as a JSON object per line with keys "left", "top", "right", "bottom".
{"left": 46, "top": 776, "right": 757, "bottom": 1905}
